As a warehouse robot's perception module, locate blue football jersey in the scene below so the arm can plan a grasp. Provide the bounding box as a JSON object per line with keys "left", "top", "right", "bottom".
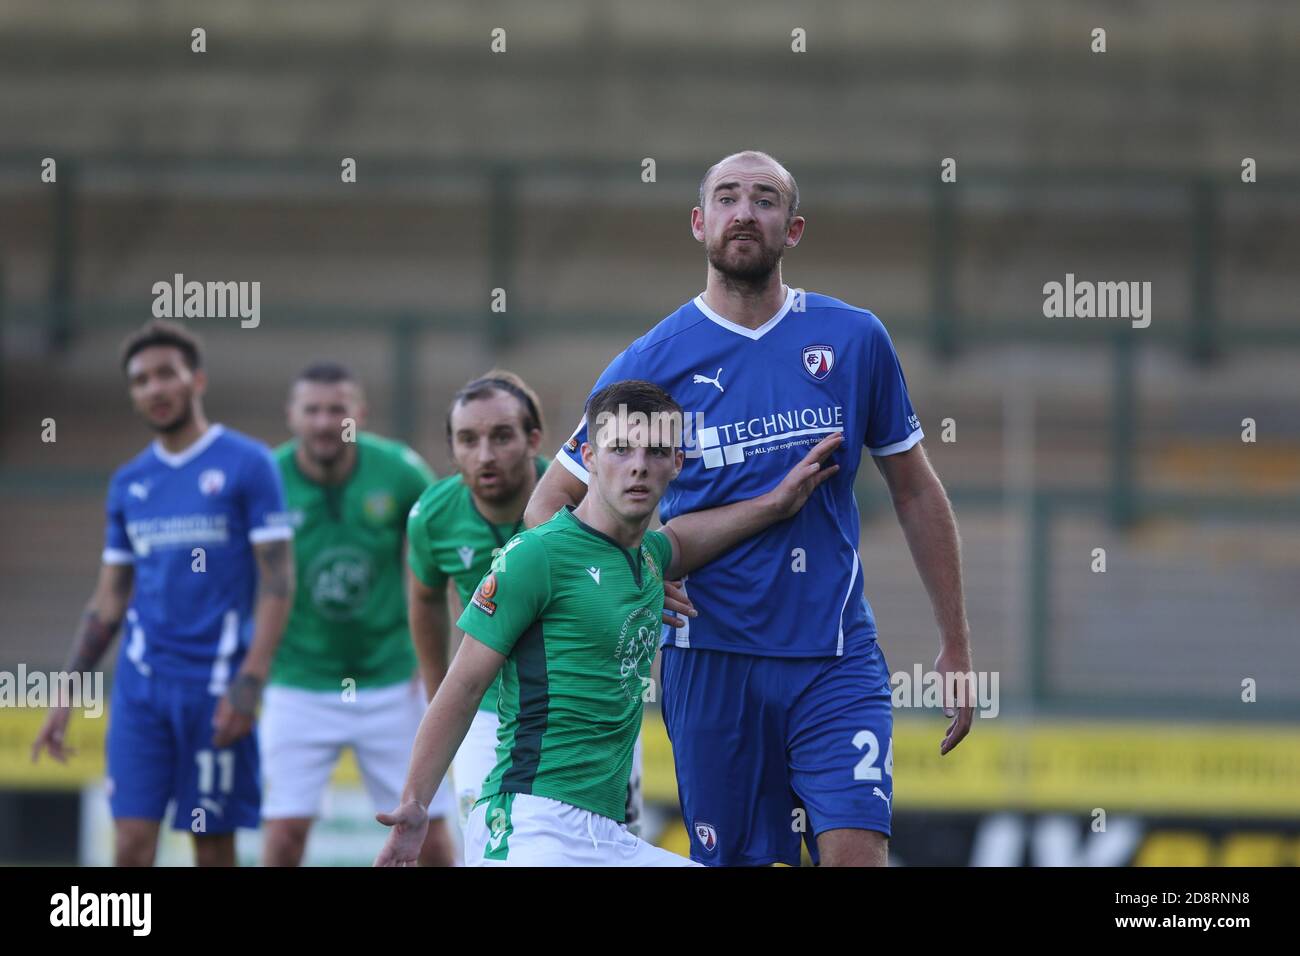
{"left": 103, "top": 425, "right": 291, "bottom": 688}
{"left": 558, "top": 288, "right": 923, "bottom": 657}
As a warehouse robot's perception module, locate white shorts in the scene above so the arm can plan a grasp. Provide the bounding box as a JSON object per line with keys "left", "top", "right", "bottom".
{"left": 452, "top": 708, "right": 503, "bottom": 828}
{"left": 260, "top": 680, "right": 453, "bottom": 821}
{"left": 452, "top": 709, "right": 645, "bottom": 835}
{"left": 464, "top": 792, "right": 697, "bottom": 867}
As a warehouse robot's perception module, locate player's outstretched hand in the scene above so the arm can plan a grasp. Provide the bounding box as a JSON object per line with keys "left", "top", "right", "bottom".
{"left": 766, "top": 432, "right": 843, "bottom": 520}
{"left": 935, "top": 645, "right": 975, "bottom": 755}
{"left": 661, "top": 578, "right": 697, "bottom": 628}
{"left": 374, "top": 800, "right": 430, "bottom": 867}
{"left": 31, "top": 706, "right": 75, "bottom": 763}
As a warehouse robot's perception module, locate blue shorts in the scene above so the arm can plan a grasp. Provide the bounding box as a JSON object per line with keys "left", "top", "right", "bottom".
{"left": 105, "top": 665, "right": 261, "bottom": 833}
{"left": 660, "top": 639, "right": 893, "bottom": 866}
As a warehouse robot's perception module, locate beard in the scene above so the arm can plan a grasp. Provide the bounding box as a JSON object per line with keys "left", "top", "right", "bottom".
{"left": 706, "top": 233, "right": 784, "bottom": 287}
{"left": 472, "top": 471, "right": 527, "bottom": 505}
{"left": 304, "top": 442, "right": 347, "bottom": 469}
{"left": 151, "top": 401, "right": 193, "bottom": 435}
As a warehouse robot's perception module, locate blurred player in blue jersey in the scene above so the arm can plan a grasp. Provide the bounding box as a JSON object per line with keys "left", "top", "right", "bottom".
{"left": 525, "top": 151, "right": 975, "bottom": 866}
{"left": 32, "top": 320, "right": 296, "bottom": 866}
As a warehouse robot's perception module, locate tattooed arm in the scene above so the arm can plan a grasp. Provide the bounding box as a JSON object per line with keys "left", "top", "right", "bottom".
{"left": 212, "top": 538, "right": 295, "bottom": 747}
{"left": 31, "top": 562, "right": 134, "bottom": 763}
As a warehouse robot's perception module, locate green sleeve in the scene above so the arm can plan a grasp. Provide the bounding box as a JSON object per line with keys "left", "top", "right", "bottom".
{"left": 405, "top": 497, "right": 447, "bottom": 591}
{"left": 456, "top": 533, "right": 550, "bottom": 657}
{"left": 644, "top": 529, "right": 673, "bottom": 581}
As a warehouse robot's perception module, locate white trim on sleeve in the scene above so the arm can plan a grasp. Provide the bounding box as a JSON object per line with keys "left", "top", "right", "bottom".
{"left": 102, "top": 548, "right": 135, "bottom": 565}
{"left": 868, "top": 428, "right": 924, "bottom": 457}
{"left": 249, "top": 525, "right": 294, "bottom": 544}
{"left": 556, "top": 449, "right": 590, "bottom": 485}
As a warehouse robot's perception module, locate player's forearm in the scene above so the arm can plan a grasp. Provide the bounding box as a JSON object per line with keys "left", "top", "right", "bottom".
{"left": 663, "top": 490, "right": 782, "bottom": 577}
{"left": 524, "top": 463, "right": 586, "bottom": 528}
{"left": 409, "top": 596, "right": 450, "bottom": 700}
{"left": 241, "top": 540, "right": 296, "bottom": 678}
{"left": 893, "top": 481, "right": 970, "bottom": 649}
{"left": 65, "top": 606, "right": 122, "bottom": 676}
{"left": 401, "top": 671, "right": 483, "bottom": 808}
{"left": 64, "top": 567, "right": 134, "bottom": 677}
{"left": 242, "top": 594, "right": 293, "bottom": 678}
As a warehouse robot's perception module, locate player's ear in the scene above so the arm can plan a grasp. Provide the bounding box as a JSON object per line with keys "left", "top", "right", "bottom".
{"left": 526, "top": 427, "right": 543, "bottom": 455}
{"left": 673, "top": 447, "right": 684, "bottom": 478}
{"left": 785, "top": 215, "right": 806, "bottom": 247}
{"left": 690, "top": 206, "right": 706, "bottom": 243}
{"left": 191, "top": 368, "right": 208, "bottom": 396}
{"left": 580, "top": 441, "right": 594, "bottom": 473}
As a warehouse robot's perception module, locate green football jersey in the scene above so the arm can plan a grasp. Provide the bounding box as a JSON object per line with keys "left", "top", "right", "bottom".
{"left": 271, "top": 432, "right": 435, "bottom": 691}
{"left": 456, "top": 506, "right": 672, "bottom": 822}
{"left": 405, "top": 457, "right": 548, "bottom": 714}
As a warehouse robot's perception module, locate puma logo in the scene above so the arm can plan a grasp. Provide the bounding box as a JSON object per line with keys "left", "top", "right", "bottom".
{"left": 872, "top": 787, "right": 892, "bottom": 813}
{"left": 692, "top": 368, "right": 724, "bottom": 393}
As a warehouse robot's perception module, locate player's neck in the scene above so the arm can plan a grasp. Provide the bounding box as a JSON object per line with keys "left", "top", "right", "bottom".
{"left": 572, "top": 495, "right": 650, "bottom": 552}
{"left": 701, "top": 272, "right": 787, "bottom": 330}
{"left": 471, "top": 467, "right": 537, "bottom": 526}
{"left": 295, "top": 442, "right": 358, "bottom": 486}
{"left": 155, "top": 410, "right": 210, "bottom": 455}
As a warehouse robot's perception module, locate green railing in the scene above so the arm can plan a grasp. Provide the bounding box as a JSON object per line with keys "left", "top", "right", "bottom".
{"left": 3, "top": 153, "right": 1300, "bottom": 355}
{"left": 2, "top": 155, "right": 1297, "bottom": 719}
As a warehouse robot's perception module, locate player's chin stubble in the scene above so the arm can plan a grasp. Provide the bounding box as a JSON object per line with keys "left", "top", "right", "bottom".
{"left": 149, "top": 402, "right": 193, "bottom": 435}
{"left": 707, "top": 237, "right": 783, "bottom": 286}
{"left": 306, "top": 444, "right": 345, "bottom": 468}
{"left": 475, "top": 470, "right": 527, "bottom": 505}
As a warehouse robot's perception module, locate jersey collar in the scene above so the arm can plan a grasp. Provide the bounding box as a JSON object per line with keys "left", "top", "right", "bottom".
{"left": 151, "top": 423, "right": 224, "bottom": 469}
{"left": 692, "top": 285, "right": 796, "bottom": 341}
{"left": 562, "top": 505, "right": 646, "bottom": 588}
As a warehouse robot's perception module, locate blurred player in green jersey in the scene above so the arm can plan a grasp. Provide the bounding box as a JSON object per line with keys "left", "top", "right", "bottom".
{"left": 261, "top": 363, "right": 454, "bottom": 866}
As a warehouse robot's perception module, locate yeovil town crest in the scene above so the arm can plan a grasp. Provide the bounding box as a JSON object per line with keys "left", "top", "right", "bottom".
{"left": 802, "top": 344, "right": 835, "bottom": 380}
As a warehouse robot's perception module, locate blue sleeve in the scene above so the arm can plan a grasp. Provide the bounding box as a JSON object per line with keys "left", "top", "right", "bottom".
{"left": 863, "top": 317, "right": 924, "bottom": 456}
{"left": 242, "top": 446, "right": 293, "bottom": 545}
{"left": 102, "top": 475, "right": 134, "bottom": 565}
{"left": 556, "top": 347, "right": 638, "bottom": 484}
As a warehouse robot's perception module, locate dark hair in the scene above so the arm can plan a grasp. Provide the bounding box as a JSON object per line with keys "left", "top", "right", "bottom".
{"left": 446, "top": 369, "right": 544, "bottom": 444}
{"left": 585, "top": 379, "right": 684, "bottom": 447}
{"left": 295, "top": 361, "right": 355, "bottom": 386}
{"left": 120, "top": 319, "right": 203, "bottom": 372}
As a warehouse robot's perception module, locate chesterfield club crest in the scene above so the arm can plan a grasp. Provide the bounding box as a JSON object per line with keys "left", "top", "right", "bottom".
{"left": 802, "top": 344, "right": 835, "bottom": 380}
